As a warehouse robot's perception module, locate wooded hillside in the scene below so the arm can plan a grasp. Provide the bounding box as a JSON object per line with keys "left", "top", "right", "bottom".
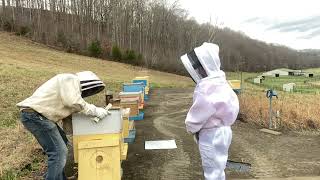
{"left": 1, "top": 0, "right": 319, "bottom": 74}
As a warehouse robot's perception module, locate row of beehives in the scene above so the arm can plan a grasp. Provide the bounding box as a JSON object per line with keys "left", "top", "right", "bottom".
{"left": 253, "top": 76, "right": 296, "bottom": 92}
{"left": 71, "top": 76, "right": 151, "bottom": 180}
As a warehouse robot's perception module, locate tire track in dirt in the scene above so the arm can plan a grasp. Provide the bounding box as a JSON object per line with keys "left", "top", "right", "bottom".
{"left": 152, "top": 91, "right": 197, "bottom": 179}
{"left": 232, "top": 133, "right": 282, "bottom": 178}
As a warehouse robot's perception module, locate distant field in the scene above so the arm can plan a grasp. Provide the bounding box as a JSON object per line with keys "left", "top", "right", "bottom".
{"left": 306, "top": 67, "right": 320, "bottom": 73}
{"left": 240, "top": 70, "right": 320, "bottom": 133}
{"left": 246, "top": 75, "right": 320, "bottom": 94}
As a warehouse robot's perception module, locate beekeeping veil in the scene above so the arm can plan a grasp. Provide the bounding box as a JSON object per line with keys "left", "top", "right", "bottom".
{"left": 180, "top": 42, "right": 224, "bottom": 83}
{"left": 76, "top": 71, "right": 105, "bottom": 98}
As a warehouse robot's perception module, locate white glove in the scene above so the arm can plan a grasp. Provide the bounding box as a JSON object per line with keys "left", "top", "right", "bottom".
{"left": 95, "top": 107, "right": 109, "bottom": 120}
{"left": 105, "top": 103, "right": 112, "bottom": 114}
{"left": 92, "top": 104, "right": 113, "bottom": 123}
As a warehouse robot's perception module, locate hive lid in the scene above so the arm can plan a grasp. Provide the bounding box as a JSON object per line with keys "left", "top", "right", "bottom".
{"left": 72, "top": 109, "right": 123, "bottom": 135}
{"left": 121, "top": 97, "right": 139, "bottom": 102}
{"left": 119, "top": 91, "right": 142, "bottom": 96}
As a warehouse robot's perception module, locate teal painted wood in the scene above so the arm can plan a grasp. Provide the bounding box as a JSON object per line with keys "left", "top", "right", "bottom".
{"left": 132, "top": 79, "right": 147, "bottom": 87}
{"left": 129, "top": 112, "right": 144, "bottom": 121}
{"left": 124, "top": 129, "right": 136, "bottom": 144}
{"left": 123, "top": 83, "right": 145, "bottom": 94}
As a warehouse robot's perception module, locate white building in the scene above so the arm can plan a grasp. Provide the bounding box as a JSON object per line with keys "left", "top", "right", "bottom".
{"left": 283, "top": 83, "right": 296, "bottom": 92}
{"left": 254, "top": 77, "right": 263, "bottom": 84}
{"left": 262, "top": 69, "right": 289, "bottom": 77}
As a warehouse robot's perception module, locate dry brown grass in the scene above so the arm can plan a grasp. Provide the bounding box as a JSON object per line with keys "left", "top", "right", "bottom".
{"left": 0, "top": 31, "right": 193, "bottom": 176}
{"left": 239, "top": 88, "right": 320, "bottom": 130}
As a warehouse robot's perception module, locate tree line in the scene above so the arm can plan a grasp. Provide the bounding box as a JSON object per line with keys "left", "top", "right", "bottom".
{"left": 0, "top": 0, "right": 319, "bottom": 74}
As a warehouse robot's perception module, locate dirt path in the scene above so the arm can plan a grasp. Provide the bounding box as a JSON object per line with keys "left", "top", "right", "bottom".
{"left": 122, "top": 88, "right": 320, "bottom": 180}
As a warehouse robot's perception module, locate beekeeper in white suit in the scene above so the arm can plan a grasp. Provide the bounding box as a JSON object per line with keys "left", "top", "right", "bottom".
{"left": 17, "top": 71, "right": 111, "bottom": 180}
{"left": 181, "top": 43, "right": 239, "bottom": 180}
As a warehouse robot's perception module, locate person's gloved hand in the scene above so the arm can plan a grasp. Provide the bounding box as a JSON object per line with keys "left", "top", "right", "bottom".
{"left": 105, "top": 103, "right": 112, "bottom": 115}
{"left": 95, "top": 107, "right": 109, "bottom": 120}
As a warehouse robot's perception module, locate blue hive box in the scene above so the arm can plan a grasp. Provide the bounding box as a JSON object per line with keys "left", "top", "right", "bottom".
{"left": 124, "top": 129, "right": 136, "bottom": 144}
{"left": 129, "top": 111, "right": 144, "bottom": 121}
{"left": 132, "top": 80, "right": 150, "bottom": 101}
{"left": 123, "top": 82, "right": 145, "bottom": 93}
{"left": 132, "top": 79, "right": 147, "bottom": 87}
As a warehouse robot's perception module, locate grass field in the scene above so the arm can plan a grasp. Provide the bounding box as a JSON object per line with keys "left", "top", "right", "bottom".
{"left": 0, "top": 31, "right": 193, "bottom": 178}
{"left": 247, "top": 75, "right": 320, "bottom": 94}
{"left": 240, "top": 70, "right": 320, "bottom": 131}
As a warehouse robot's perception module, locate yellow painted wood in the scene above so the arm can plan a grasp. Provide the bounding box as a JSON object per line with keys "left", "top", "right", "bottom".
{"left": 78, "top": 139, "right": 121, "bottom": 180}
{"left": 145, "top": 87, "right": 150, "bottom": 95}
{"left": 122, "top": 119, "right": 129, "bottom": 138}
{"left": 228, "top": 80, "right": 241, "bottom": 89}
{"left": 121, "top": 143, "right": 128, "bottom": 160}
{"left": 73, "top": 133, "right": 121, "bottom": 163}
{"left": 122, "top": 108, "right": 130, "bottom": 138}
{"left": 129, "top": 120, "right": 135, "bottom": 130}
{"left": 78, "top": 139, "right": 119, "bottom": 149}
{"left": 134, "top": 76, "right": 150, "bottom": 88}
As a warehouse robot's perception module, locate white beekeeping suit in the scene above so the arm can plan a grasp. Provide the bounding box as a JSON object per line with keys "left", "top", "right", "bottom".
{"left": 181, "top": 43, "right": 239, "bottom": 180}
{"left": 17, "top": 71, "right": 109, "bottom": 122}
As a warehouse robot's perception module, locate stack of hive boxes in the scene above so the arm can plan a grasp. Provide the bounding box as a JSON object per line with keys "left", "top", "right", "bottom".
{"left": 133, "top": 76, "right": 150, "bottom": 100}
{"left": 71, "top": 76, "right": 151, "bottom": 179}
{"left": 72, "top": 108, "right": 130, "bottom": 180}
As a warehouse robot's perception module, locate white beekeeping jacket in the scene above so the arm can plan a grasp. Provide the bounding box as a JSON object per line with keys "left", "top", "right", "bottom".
{"left": 17, "top": 71, "right": 106, "bottom": 122}
{"left": 181, "top": 43, "right": 239, "bottom": 133}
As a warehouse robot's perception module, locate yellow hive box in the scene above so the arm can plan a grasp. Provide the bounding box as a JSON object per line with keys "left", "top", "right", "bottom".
{"left": 121, "top": 108, "right": 130, "bottom": 138}
{"left": 129, "top": 120, "right": 135, "bottom": 130}
{"left": 145, "top": 87, "right": 150, "bottom": 95}
{"left": 228, "top": 80, "right": 241, "bottom": 90}
{"left": 120, "top": 97, "right": 139, "bottom": 117}
{"left": 77, "top": 135, "right": 121, "bottom": 180}
{"left": 133, "top": 76, "right": 150, "bottom": 95}
{"left": 134, "top": 76, "right": 150, "bottom": 88}
{"left": 73, "top": 134, "right": 121, "bottom": 163}
{"left": 120, "top": 142, "right": 128, "bottom": 160}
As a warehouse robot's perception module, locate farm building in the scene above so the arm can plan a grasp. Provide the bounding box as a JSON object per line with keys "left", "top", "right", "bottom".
{"left": 305, "top": 73, "right": 314, "bottom": 78}
{"left": 263, "top": 69, "right": 309, "bottom": 77}
{"left": 262, "top": 69, "right": 289, "bottom": 77}
{"left": 254, "top": 77, "right": 263, "bottom": 84}
{"left": 283, "top": 83, "right": 296, "bottom": 92}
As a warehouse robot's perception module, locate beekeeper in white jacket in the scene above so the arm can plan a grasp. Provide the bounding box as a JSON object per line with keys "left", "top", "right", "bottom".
{"left": 181, "top": 43, "right": 239, "bottom": 180}
{"left": 17, "top": 71, "right": 110, "bottom": 180}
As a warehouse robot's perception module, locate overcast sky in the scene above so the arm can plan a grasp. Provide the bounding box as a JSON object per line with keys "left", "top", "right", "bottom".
{"left": 174, "top": 0, "right": 320, "bottom": 50}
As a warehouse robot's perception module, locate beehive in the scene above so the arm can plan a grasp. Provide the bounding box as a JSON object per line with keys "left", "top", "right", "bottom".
{"left": 119, "top": 91, "right": 143, "bottom": 109}
{"left": 120, "top": 97, "right": 139, "bottom": 117}
{"left": 110, "top": 99, "right": 121, "bottom": 107}
{"left": 133, "top": 76, "right": 150, "bottom": 94}
{"left": 123, "top": 83, "right": 145, "bottom": 104}
{"left": 72, "top": 108, "right": 124, "bottom": 179}
{"left": 228, "top": 80, "right": 241, "bottom": 90}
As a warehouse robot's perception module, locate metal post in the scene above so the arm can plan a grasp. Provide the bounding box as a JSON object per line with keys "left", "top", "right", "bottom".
{"left": 269, "top": 96, "right": 272, "bottom": 129}
{"left": 240, "top": 71, "right": 243, "bottom": 91}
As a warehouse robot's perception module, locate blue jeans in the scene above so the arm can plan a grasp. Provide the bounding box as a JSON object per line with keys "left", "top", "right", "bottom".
{"left": 20, "top": 111, "right": 68, "bottom": 180}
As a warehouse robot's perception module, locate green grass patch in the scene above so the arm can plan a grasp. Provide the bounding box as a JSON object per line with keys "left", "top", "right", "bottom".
{"left": 246, "top": 75, "right": 320, "bottom": 94}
